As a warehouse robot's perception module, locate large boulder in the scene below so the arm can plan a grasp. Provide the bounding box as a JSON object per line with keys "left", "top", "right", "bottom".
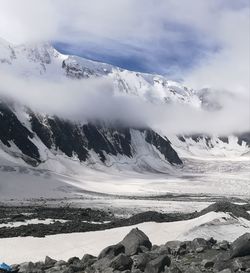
{"left": 230, "top": 233, "right": 250, "bottom": 258}
{"left": 165, "top": 241, "right": 189, "bottom": 255}
{"left": 110, "top": 253, "right": 133, "bottom": 271}
{"left": 144, "top": 254, "right": 171, "bottom": 273}
{"left": 132, "top": 253, "right": 151, "bottom": 271}
{"left": 121, "top": 228, "right": 152, "bottom": 256}
{"left": 191, "top": 238, "right": 208, "bottom": 252}
{"left": 18, "top": 262, "right": 41, "bottom": 273}
{"left": 231, "top": 255, "right": 250, "bottom": 271}
{"left": 44, "top": 256, "right": 57, "bottom": 269}
{"left": 98, "top": 243, "right": 125, "bottom": 260}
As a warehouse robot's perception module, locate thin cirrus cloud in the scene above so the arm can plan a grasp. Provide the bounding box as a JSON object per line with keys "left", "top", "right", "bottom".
{"left": 0, "top": 71, "right": 249, "bottom": 135}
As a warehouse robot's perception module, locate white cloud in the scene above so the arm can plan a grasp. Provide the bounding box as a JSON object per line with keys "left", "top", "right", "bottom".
{"left": 0, "top": 0, "right": 249, "bottom": 135}
{"left": 184, "top": 6, "right": 250, "bottom": 95}
{"left": 0, "top": 72, "right": 249, "bottom": 135}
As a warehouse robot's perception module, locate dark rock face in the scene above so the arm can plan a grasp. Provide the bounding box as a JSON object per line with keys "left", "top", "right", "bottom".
{"left": 237, "top": 132, "right": 250, "bottom": 146}
{"left": 0, "top": 100, "right": 182, "bottom": 167}
{"left": 144, "top": 130, "right": 182, "bottom": 165}
{"left": 62, "top": 59, "right": 95, "bottom": 79}
{"left": 0, "top": 102, "right": 40, "bottom": 166}
{"left": 82, "top": 124, "right": 132, "bottom": 162}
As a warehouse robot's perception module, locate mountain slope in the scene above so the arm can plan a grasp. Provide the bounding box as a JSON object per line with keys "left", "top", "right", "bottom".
{"left": 0, "top": 99, "right": 182, "bottom": 170}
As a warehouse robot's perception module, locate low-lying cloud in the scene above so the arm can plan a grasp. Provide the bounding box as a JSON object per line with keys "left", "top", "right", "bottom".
{"left": 0, "top": 72, "right": 249, "bottom": 136}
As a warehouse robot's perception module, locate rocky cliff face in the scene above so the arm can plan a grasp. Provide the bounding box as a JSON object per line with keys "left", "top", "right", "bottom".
{"left": 0, "top": 100, "right": 182, "bottom": 168}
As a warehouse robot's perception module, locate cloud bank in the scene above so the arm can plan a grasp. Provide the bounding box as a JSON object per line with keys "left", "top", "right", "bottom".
{"left": 0, "top": 0, "right": 249, "bottom": 135}
{"left": 0, "top": 72, "right": 249, "bottom": 136}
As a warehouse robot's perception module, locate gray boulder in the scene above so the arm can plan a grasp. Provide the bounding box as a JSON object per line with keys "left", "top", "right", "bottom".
{"left": 218, "top": 269, "right": 232, "bottom": 273}
{"left": 132, "top": 253, "right": 151, "bottom": 271}
{"left": 231, "top": 255, "right": 250, "bottom": 271}
{"left": 110, "top": 253, "right": 133, "bottom": 271}
{"left": 44, "top": 256, "right": 57, "bottom": 269}
{"left": 121, "top": 228, "right": 152, "bottom": 256}
{"left": 144, "top": 254, "right": 171, "bottom": 273}
{"left": 98, "top": 243, "right": 125, "bottom": 259}
{"left": 18, "top": 262, "right": 41, "bottom": 273}
{"left": 230, "top": 233, "right": 250, "bottom": 258}
{"left": 165, "top": 241, "right": 189, "bottom": 255}
{"left": 201, "top": 259, "right": 214, "bottom": 268}
{"left": 191, "top": 238, "right": 208, "bottom": 251}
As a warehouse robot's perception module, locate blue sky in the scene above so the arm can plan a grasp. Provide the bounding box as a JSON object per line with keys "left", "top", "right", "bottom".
{"left": 54, "top": 32, "right": 219, "bottom": 76}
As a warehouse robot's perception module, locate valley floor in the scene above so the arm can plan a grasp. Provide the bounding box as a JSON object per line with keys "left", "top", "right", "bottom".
{"left": 0, "top": 156, "right": 249, "bottom": 214}
{"left": 0, "top": 156, "right": 249, "bottom": 265}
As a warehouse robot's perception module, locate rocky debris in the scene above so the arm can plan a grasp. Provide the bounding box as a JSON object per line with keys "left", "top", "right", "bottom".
{"left": 1, "top": 201, "right": 250, "bottom": 239}
{"left": 5, "top": 229, "right": 250, "bottom": 273}
{"left": 198, "top": 201, "right": 250, "bottom": 220}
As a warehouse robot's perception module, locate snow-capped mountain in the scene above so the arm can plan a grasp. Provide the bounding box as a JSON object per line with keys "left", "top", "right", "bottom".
{"left": 0, "top": 38, "right": 249, "bottom": 174}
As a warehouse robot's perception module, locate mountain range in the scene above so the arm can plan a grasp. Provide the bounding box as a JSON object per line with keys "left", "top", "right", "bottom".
{"left": 0, "top": 38, "right": 249, "bottom": 175}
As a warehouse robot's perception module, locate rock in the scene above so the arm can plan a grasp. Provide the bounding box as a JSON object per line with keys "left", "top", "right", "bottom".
{"left": 98, "top": 243, "right": 125, "bottom": 259}
{"left": 44, "top": 256, "right": 57, "bottom": 268}
{"left": 219, "top": 240, "right": 230, "bottom": 250}
{"left": 139, "top": 245, "right": 150, "bottom": 253}
{"left": 191, "top": 238, "right": 208, "bottom": 251}
{"left": 92, "top": 257, "right": 112, "bottom": 272}
{"left": 54, "top": 260, "right": 67, "bottom": 267}
{"left": 183, "top": 266, "right": 202, "bottom": 273}
{"left": 207, "top": 237, "right": 217, "bottom": 246}
{"left": 152, "top": 244, "right": 170, "bottom": 256}
{"left": 144, "top": 254, "right": 171, "bottom": 273}
{"left": 201, "top": 259, "right": 214, "bottom": 268}
{"left": 218, "top": 269, "right": 232, "bottom": 273}
{"left": 164, "top": 265, "right": 182, "bottom": 273}
{"left": 195, "top": 247, "right": 204, "bottom": 253}
{"left": 67, "top": 256, "right": 80, "bottom": 264}
{"left": 232, "top": 255, "right": 250, "bottom": 271}
{"left": 165, "top": 241, "right": 187, "bottom": 255}
{"left": 131, "top": 269, "right": 143, "bottom": 273}
{"left": 213, "top": 252, "right": 231, "bottom": 271}
{"left": 81, "top": 254, "right": 97, "bottom": 268}
{"left": 110, "top": 253, "right": 133, "bottom": 271}
{"left": 132, "top": 253, "right": 151, "bottom": 271}
{"left": 18, "top": 262, "right": 40, "bottom": 273}
{"left": 230, "top": 233, "right": 250, "bottom": 258}
{"left": 121, "top": 228, "right": 152, "bottom": 256}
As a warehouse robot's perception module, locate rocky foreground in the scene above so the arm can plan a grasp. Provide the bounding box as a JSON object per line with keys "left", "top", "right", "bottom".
{"left": 6, "top": 228, "right": 250, "bottom": 273}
